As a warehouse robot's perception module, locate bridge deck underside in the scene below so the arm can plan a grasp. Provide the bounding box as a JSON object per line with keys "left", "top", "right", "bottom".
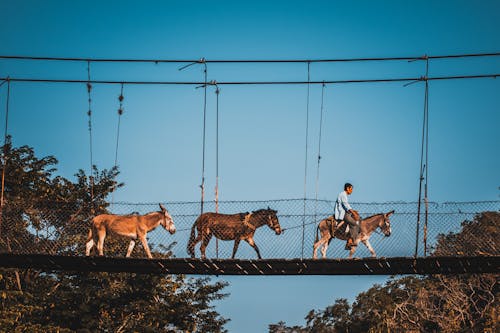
{"left": 0, "top": 254, "right": 498, "bottom": 275}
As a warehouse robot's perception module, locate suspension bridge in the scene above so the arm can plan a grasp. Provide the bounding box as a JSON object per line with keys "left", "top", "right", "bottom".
{"left": 0, "top": 54, "right": 499, "bottom": 275}
{"left": 0, "top": 199, "right": 498, "bottom": 275}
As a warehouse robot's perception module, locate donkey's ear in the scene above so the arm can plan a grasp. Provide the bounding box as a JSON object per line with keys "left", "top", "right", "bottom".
{"left": 386, "top": 210, "right": 395, "bottom": 217}
{"left": 159, "top": 203, "right": 166, "bottom": 212}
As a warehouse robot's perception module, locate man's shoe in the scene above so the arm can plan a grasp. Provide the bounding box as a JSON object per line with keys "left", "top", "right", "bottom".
{"left": 345, "top": 238, "right": 354, "bottom": 250}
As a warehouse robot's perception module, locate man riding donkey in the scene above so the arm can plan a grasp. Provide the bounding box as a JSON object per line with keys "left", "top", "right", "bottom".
{"left": 334, "top": 182, "right": 360, "bottom": 249}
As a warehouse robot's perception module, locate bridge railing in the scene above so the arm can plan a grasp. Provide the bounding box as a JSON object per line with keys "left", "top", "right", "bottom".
{"left": 0, "top": 199, "right": 498, "bottom": 259}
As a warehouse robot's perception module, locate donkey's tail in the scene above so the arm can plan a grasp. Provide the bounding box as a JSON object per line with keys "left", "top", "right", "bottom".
{"left": 187, "top": 217, "right": 199, "bottom": 257}
{"left": 314, "top": 223, "right": 320, "bottom": 243}
{"left": 87, "top": 227, "right": 93, "bottom": 242}
{"left": 85, "top": 224, "right": 95, "bottom": 256}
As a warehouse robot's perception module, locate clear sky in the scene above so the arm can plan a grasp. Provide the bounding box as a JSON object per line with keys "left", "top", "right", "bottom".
{"left": 1, "top": 1, "right": 499, "bottom": 331}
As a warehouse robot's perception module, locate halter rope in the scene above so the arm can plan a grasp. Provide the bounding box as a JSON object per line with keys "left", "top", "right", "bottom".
{"left": 242, "top": 212, "right": 255, "bottom": 231}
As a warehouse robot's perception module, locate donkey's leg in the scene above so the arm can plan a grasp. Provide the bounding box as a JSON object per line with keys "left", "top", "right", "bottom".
{"left": 320, "top": 237, "right": 330, "bottom": 259}
{"left": 231, "top": 239, "right": 241, "bottom": 259}
{"left": 348, "top": 244, "right": 358, "bottom": 259}
{"left": 312, "top": 240, "right": 319, "bottom": 259}
{"left": 188, "top": 233, "right": 202, "bottom": 258}
{"left": 312, "top": 237, "right": 324, "bottom": 259}
{"left": 138, "top": 234, "right": 153, "bottom": 259}
{"left": 200, "top": 233, "right": 212, "bottom": 259}
{"left": 189, "top": 232, "right": 204, "bottom": 258}
{"left": 126, "top": 239, "right": 136, "bottom": 257}
{"left": 85, "top": 239, "right": 94, "bottom": 256}
{"left": 96, "top": 230, "right": 106, "bottom": 256}
{"left": 362, "top": 239, "right": 376, "bottom": 257}
{"left": 244, "top": 237, "right": 262, "bottom": 259}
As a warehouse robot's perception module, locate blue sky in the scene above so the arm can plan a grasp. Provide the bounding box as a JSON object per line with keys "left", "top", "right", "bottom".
{"left": 1, "top": 1, "right": 499, "bottom": 331}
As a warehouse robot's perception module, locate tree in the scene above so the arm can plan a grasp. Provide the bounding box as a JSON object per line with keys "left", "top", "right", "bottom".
{"left": 0, "top": 139, "right": 230, "bottom": 332}
{"left": 390, "top": 212, "right": 499, "bottom": 332}
{"left": 432, "top": 211, "right": 499, "bottom": 257}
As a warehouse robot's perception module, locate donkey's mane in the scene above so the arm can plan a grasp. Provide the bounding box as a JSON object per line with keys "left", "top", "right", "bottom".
{"left": 363, "top": 213, "right": 383, "bottom": 220}
{"left": 252, "top": 208, "right": 274, "bottom": 214}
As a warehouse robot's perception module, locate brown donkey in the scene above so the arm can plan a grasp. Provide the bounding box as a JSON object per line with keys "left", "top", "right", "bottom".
{"left": 85, "top": 203, "right": 176, "bottom": 258}
{"left": 187, "top": 208, "right": 281, "bottom": 259}
{"left": 313, "top": 210, "right": 394, "bottom": 259}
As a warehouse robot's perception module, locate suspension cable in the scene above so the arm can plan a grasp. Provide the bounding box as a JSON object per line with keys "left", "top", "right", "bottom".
{"left": 111, "top": 83, "right": 124, "bottom": 206}
{"left": 301, "top": 62, "right": 311, "bottom": 259}
{"left": 86, "top": 61, "right": 94, "bottom": 214}
{"left": 215, "top": 83, "right": 220, "bottom": 259}
{"left": 200, "top": 60, "right": 208, "bottom": 215}
{"left": 1, "top": 52, "right": 499, "bottom": 63}
{"left": 0, "top": 73, "right": 497, "bottom": 86}
{"left": 215, "top": 84, "right": 220, "bottom": 214}
{"left": 314, "top": 82, "right": 327, "bottom": 223}
{"left": 0, "top": 78, "right": 10, "bottom": 238}
{"left": 179, "top": 58, "right": 208, "bottom": 215}
{"left": 114, "top": 83, "right": 124, "bottom": 168}
{"left": 423, "top": 58, "right": 430, "bottom": 256}
{"left": 415, "top": 57, "right": 430, "bottom": 257}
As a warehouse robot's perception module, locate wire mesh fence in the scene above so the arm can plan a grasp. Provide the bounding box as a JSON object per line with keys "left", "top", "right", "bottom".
{"left": 0, "top": 199, "right": 498, "bottom": 259}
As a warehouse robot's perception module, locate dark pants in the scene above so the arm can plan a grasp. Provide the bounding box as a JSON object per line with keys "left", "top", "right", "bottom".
{"left": 344, "top": 212, "right": 359, "bottom": 240}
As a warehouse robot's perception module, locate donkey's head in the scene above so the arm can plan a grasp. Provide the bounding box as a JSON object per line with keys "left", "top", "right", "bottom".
{"left": 265, "top": 207, "right": 282, "bottom": 235}
{"left": 159, "top": 203, "right": 176, "bottom": 234}
{"left": 379, "top": 210, "right": 394, "bottom": 237}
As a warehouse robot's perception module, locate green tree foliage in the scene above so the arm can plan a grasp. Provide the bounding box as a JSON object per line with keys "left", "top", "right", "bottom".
{"left": 0, "top": 139, "right": 229, "bottom": 332}
{"left": 270, "top": 212, "right": 499, "bottom": 333}
{"left": 433, "top": 211, "right": 499, "bottom": 256}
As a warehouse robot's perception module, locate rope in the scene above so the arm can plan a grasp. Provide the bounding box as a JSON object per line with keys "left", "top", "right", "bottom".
{"left": 423, "top": 59, "right": 430, "bottom": 256}
{"left": 215, "top": 84, "right": 220, "bottom": 214}
{"left": 111, "top": 83, "right": 124, "bottom": 206}
{"left": 0, "top": 79, "right": 10, "bottom": 238}
{"left": 214, "top": 84, "right": 220, "bottom": 259}
{"left": 415, "top": 58, "right": 430, "bottom": 257}
{"left": 200, "top": 60, "right": 207, "bottom": 215}
{"left": 86, "top": 61, "right": 94, "bottom": 214}
{"left": 114, "top": 83, "right": 124, "bottom": 168}
{"left": 314, "top": 82, "right": 326, "bottom": 227}
{"left": 301, "top": 62, "right": 311, "bottom": 259}
{"left": 2, "top": 52, "right": 499, "bottom": 63}
{"left": 1, "top": 73, "right": 497, "bottom": 86}
{"left": 178, "top": 58, "right": 208, "bottom": 215}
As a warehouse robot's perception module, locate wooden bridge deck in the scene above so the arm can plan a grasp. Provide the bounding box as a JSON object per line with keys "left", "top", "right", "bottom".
{"left": 1, "top": 254, "right": 498, "bottom": 275}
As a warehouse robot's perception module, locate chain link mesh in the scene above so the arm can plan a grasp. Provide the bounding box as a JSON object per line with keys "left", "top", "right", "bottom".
{"left": 0, "top": 199, "right": 498, "bottom": 259}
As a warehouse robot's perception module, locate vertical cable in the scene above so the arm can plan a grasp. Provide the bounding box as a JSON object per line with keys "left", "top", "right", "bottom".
{"left": 178, "top": 59, "right": 208, "bottom": 215}
{"left": 314, "top": 82, "right": 326, "bottom": 223}
{"left": 301, "top": 62, "right": 311, "bottom": 258}
{"left": 415, "top": 56, "right": 429, "bottom": 257}
{"left": 114, "top": 83, "right": 124, "bottom": 168}
{"left": 423, "top": 59, "right": 430, "bottom": 256}
{"left": 215, "top": 84, "right": 220, "bottom": 259}
{"left": 215, "top": 85, "right": 220, "bottom": 213}
{"left": 200, "top": 61, "right": 207, "bottom": 215}
{"left": 112, "top": 83, "right": 124, "bottom": 207}
{"left": 0, "top": 79, "right": 10, "bottom": 238}
{"left": 86, "top": 61, "right": 94, "bottom": 214}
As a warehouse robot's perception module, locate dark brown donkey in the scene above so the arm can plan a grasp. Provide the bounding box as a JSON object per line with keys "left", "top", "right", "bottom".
{"left": 313, "top": 210, "right": 394, "bottom": 259}
{"left": 85, "top": 203, "right": 176, "bottom": 258}
{"left": 187, "top": 208, "right": 281, "bottom": 259}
